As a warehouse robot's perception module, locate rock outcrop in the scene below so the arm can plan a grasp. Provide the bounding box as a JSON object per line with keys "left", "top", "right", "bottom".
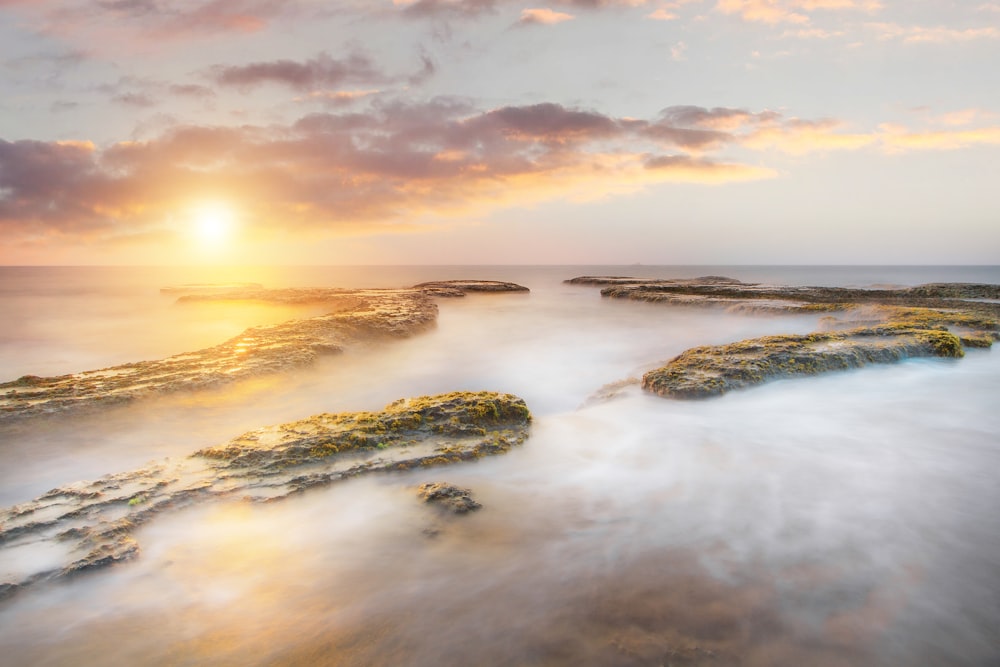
{"left": 168, "top": 281, "right": 530, "bottom": 304}
{"left": 0, "top": 290, "right": 437, "bottom": 422}
{"left": 0, "top": 392, "right": 531, "bottom": 598}
{"left": 642, "top": 328, "right": 964, "bottom": 399}
{"left": 568, "top": 275, "right": 1000, "bottom": 316}
{"left": 568, "top": 276, "right": 1000, "bottom": 399}
{"left": 416, "top": 482, "right": 482, "bottom": 514}
{"left": 412, "top": 280, "right": 530, "bottom": 297}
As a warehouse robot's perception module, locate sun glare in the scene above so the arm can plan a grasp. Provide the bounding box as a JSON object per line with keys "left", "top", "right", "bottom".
{"left": 193, "top": 203, "right": 235, "bottom": 244}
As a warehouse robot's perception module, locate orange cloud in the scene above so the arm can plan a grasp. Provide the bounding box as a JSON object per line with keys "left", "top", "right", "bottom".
{"left": 8, "top": 99, "right": 994, "bottom": 250}
{"left": 647, "top": 8, "right": 678, "bottom": 20}
{"left": 717, "top": 0, "right": 880, "bottom": 24}
{"left": 878, "top": 124, "right": 1000, "bottom": 152}
{"left": 517, "top": 8, "right": 575, "bottom": 24}
{"left": 717, "top": 0, "right": 808, "bottom": 24}
{"left": 0, "top": 102, "right": 783, "bottom": 246}
{"left": 741, "top": 118, "right": 877, "bottom": 154}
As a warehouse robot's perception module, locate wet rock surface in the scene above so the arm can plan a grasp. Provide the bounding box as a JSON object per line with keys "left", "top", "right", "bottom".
{"left": 0, "top": 289, "right": 438, "bottom": 422}
{"left": 416, "top": 482, "right": 482, "bottom": 514}
{"left": 569, "top": 276, "right": 1000, "bottom": 398}
{"left": 0, "top": 391, "right": 531, "bottom": 598}
{"left": 568, "top": 275, "right": 1000, "bottom": 315}
{"left": 411, "top": 280, "right": 530, "bottom": 297}
{"left": 642, "top": 328, "right": 966, "bottom": 399}
{"left": 169, "top": 281, "right": 529, "bottom": 304}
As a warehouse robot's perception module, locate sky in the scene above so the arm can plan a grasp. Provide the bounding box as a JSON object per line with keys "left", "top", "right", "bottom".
{"left": 0, "top": 0, "right": 998, "bottom": 265}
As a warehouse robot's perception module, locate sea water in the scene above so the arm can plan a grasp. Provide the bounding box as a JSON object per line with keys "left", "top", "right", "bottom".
{"left": 0, "top": 265, "right": 997, "bottom": 665}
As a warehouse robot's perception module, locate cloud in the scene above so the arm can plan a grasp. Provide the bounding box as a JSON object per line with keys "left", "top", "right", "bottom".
{"left": 656, "top": 105, "right": 781, "bottom": 131}
{"left": 98, "top": 0, "right": 293, "bottom": 37}
{"left": 716, "top": 0, "right": 880, "bottom": 24}
{"left": 647, "top": 9, "right": 677, "bottom": 20}
{"left": 0, "top": 100, "right": 784, "bottom": 244}
{"left": 878, "top": 124, "right": 1000, "bottom": 152}
{"left": 717, "top": 0, "right": 808, "bottom": 24}
{"left": 742, "top": 118, "right": 877, "bottom": 153}
{"left": 168, "top": 83, "right": 216, "bottom": 99}
{"left": 643, "top": 153, "right": 774, "bottom": 182}
{"left": 396, "top": 0, "right": 653, "bottom": 19}
{"left": 517, "top": 8, "right": 575, "bottom": 25}
{"left": 396, "top": 0, "right": 501, "bottom": 19}
{"left": 780, "top": 27, "right": 845, "bottom": 39}
{"left": 207, "top": 51, "right": 434, "bottom": 93}
{"left": 10, "top": 98, "right": 991, "bottom": 246}
{"left": 210, "top": 52, "right": 384, "bottom": 91}
{"left": 935, "top": 109, "right": 981, "bottom": 127}
{"left": 50, "top": 100, "right": 79, "bottom": 112}
{"left": 866, "top": 22, "right": 1000, "bottom": 44}
{"left": 295, "top": 90, "right": 383, "bottom": 107}
{"left": 1, "top": 0, "right": 304, "bottom": 50}
{"left": 112, "top": 91, "right": 158, "bottom": 107}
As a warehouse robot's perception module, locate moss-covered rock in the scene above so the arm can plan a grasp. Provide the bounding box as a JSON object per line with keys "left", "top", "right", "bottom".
{"left": 197, "top": 391, "right": 531, "bottom": 469}
{"left": 568, "top": 276, "right": 999, "bottom": 400}
{"left": 642, "top": 328, "right": 965, "bottom": 399}
{"left": 0, "top": 392, "right": 531, "bottom": 597}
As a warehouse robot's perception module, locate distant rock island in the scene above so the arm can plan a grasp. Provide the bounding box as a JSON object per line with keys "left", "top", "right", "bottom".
{"left": 412, "top": 280, "right": 530, "bottom": 296}
{"left": 568, "top": 276, "right": 1000, "bottom": 399}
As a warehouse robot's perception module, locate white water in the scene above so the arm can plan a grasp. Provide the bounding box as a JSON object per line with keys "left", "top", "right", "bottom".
{"left": 0, "top": 265, "right": 998, "bottom": 665}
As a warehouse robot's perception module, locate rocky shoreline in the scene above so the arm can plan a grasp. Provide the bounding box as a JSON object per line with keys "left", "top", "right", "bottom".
{"left": 569, "top": 276, "right": 1000, "bottom": 399}
{"left": 0, "top": 391, "right": 531, "bottom": 599}
{"left": 0, "top": 281, "right": 529, "bottom": 422}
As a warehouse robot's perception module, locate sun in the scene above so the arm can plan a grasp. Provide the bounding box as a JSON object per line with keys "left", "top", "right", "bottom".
{"left": 192, "top": 202, "right": 235, "bottom": 244}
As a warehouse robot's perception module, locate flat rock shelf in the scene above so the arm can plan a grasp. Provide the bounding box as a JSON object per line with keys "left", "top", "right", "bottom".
{"left": 0, "top": 391, "right": 531, "bottom": 599}
{"left": 568, "top": 276, "right": 1000, "bottom": 399}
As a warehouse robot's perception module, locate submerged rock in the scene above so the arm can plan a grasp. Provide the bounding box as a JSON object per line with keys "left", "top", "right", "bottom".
{"left": 0, "top": 391, "right": 531, "bottom": 598}
{"left": 568, "top": 276, "right": 1000, "bottom": 399}
{"left": 0, "top": 290, "right": 437, "bottom": 422}
{"left": 417, "top": 482, "right": 482, "bottom": 514}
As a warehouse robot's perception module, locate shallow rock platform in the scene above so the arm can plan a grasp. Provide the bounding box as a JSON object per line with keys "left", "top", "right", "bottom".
{"left": 569, "top": 276, "right": 1000, "bottom": 398}
{"left": 0, "top": 391, "right": 531, "bottom": 598}
{"left": 0, "top": 289, "right": 437, "bottom": 422}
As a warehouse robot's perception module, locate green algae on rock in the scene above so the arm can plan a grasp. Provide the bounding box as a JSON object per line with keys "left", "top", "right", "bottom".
{"left": 0, "top": 290, "right": 438, "bottom": 422}
{"left": 568, "top": 276, "right": 999, "bottom": 399}
{"left": 642, "top": 329, "right": 965, "bottom": 399}
{"left": 0, "top": 391, "right": 531, "bottom": 599}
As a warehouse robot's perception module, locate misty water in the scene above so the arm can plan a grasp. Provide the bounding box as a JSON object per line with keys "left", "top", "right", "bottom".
{"left": 1, "top": 265, "right": 998, "bottom": 666}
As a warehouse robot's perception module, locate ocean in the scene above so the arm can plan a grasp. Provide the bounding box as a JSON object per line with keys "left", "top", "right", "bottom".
{"left": 1, "top": 265, "right": 998, "bottom": 665}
